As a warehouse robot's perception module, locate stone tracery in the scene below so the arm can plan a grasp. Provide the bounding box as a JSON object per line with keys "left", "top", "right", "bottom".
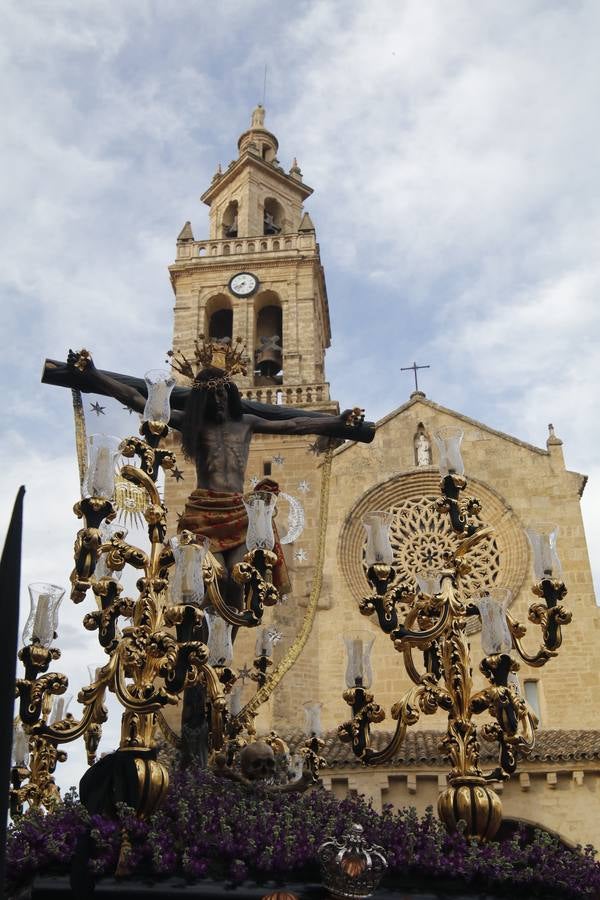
{"left": 338, "top": 471, "right": 529, "bottom": 620}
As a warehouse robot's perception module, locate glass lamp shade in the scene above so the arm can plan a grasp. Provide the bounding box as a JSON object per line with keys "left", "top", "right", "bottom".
{"left": 87, "top": 664, "right": 102, "bottom": 684}
{"left": 229, "top": 682, "right": 244, "bottom": 716}
{"left": 143, "top": 369, "right": 175, "bottom": 426}
{"left": 204, "top": 605, "right": 233, "bottom": 666}
{"left": 343, "top": 631, "right": 375, "bottom": 688}
{"left": 473, "top": 588, "right": 513, "bottom": 655}
{"left": 507, "top": 672, "right": 521, "bottom": 695}
{"left": 289, "top": 752, "right": 305, "bottom": 780}
{"left": 434, "top": 426, "right": 465, "bottom": 476}
{"left": 95, "top": 522, "right": 128, "bottom": 579}
{"left": 525, "top": 525, "right": 562, "bottom": 580}
{"left": 415, "top": 569, "right": 442, "bottom": 597}
{"left": 84, "top": 434, "right": 121, "bottom": 500}
{"left": 243, "top": 491, "right": 277, "bottom": 550}
{"left": 168, "top": 535, "right": 209, "bottom": 607}
{"left": 254, "top": 626, "right": 283, "bottom": 659}
{"left": 50, "top": 694, "right": 72, "bottom": 725}
{"left": 303, "top": 700, "right": 323, "bottom": 736}
{"left": 22, "top": 583, "right": 65, "bottom": 648}
{"left": 363, "top": 511, "right": 394, "bottom": 565}
{"left": 255, "top": 627, "right": 274, "bottom": 658}
{"left": 12, "top": 721, "right": 29, "bottom": 767}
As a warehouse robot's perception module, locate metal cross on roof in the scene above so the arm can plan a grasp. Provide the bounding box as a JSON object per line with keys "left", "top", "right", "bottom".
{"left": 400, "top": 361, "right": 430, "bottom": 393}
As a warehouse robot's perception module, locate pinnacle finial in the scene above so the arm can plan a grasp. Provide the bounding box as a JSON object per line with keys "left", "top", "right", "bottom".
{"left": 176, "top": 221, "right": 194, "bottom": 243}
{"left": 547, "top": 422, "right": 563, "bottom": 447}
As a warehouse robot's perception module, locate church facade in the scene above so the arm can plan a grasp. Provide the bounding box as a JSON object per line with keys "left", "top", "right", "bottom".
{"left": 164, "top": 108, "right": 600, "bottom": 848}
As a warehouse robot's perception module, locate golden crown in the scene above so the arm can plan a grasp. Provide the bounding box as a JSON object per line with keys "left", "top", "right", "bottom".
{"left": 166, "top": 335, "right": 248, "bottom": 387}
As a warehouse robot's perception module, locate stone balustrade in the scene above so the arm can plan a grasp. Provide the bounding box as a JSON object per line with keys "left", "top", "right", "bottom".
{"left": 176, "top": 232, "right": 316, "bottom": 261}
{"left": 242, "top": 382, "right": 333, "bottom": 408}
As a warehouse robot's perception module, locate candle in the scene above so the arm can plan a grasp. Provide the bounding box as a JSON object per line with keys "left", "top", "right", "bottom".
{"left": 92, "top": 447, "right": 111, "bottom": 497}
{"left": 255, "top": 627, "right": 274, "bottom": 658}
{"left": 303, "top": 701, "right": 323, "bottom": 737}
{"left": 353, "top": 639, "right": 364, "bottom": 683}
{"left": 50, "top": 697, "right": 64, "bottom": 724}
{"left": 343, "top": 632, "right": 375, "bottom": 689}
{"left": 32, "top": 593, "right": 51, "bottom": 644}
{"left": 12, "top": 723, "right": 29, "bottom": 767}
{"left": 229, "top": 683, "right": 243, "bottom": 716}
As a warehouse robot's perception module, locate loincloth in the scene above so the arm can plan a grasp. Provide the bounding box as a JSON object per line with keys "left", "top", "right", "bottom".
{"left": 178, "top": 484, "right": 290, "bottom": 593}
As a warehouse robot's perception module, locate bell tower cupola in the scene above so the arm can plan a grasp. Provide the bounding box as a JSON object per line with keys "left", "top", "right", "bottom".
{"left": 200, "top": 105, "right": 313, "bottom": 241}
{"left": 237, "top": 104, "right": 279, "bottom": 162}
{"left": 169, "top": 106, "right": 335, "bottom": 411}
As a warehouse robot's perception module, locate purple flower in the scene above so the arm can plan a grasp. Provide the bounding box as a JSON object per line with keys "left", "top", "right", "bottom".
{"left": 6, "top": 768, "right": 600, "bottom": 898}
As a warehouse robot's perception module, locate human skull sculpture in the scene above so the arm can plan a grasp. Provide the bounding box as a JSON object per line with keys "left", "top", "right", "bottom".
{"left": 240, "top": 740, "right": 276, "bottom": 782}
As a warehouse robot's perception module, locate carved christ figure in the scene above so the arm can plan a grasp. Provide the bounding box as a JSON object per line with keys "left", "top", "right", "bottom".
{"left": 51, "top": 348, "right": 372, "bottom": 607}
{"left": 44, "top": 346, "right": 374, "bottom": 766}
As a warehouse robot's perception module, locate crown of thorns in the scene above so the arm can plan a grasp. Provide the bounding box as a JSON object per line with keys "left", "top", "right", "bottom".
{"left": 166, "top": 336, "right": 248, "bottom": 389}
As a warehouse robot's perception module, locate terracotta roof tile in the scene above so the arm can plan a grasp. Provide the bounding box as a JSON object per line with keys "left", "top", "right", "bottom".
{"left": 284, "top": 729, "right": 600, "bottom": 769}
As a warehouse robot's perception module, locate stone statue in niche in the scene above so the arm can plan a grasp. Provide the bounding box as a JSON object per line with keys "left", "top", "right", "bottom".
{"left": 414, "top": 426, "right": 432, "bottom": 467}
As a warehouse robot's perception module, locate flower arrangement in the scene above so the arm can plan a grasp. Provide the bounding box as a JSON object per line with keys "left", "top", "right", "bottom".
{"left": 6, "top": 769, "right": 600, "bottom": 898}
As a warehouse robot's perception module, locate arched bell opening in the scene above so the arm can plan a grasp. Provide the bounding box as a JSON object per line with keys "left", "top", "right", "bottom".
{"left": 262, "top": 141, "right": 277, "bottom": 163}
{"left": 263, "top": 197, "right": 283, "bottom": 235}
{"left": 205, "top": 294, "right": 233, "bottom": 343}
{"left": 221, "top": 200, "right": 238, "bottom": 239}
{"left": 254, "top": 293, "right": 283, "bottom": 385}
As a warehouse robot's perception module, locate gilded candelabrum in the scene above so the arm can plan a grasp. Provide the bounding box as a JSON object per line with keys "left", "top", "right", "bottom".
{"left": 12, "top": 364, "right": 323, "bottom": 832}
{"left": 337, "top": 426, "right": 572, "bottom": 841}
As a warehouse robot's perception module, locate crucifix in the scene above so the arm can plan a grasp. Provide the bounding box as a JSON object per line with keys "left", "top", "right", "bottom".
{"left": 400, "top": 361, "right": 430, "bottom": 394}
{"left": 42, "top": 350, "right": 375, "bottom": 597}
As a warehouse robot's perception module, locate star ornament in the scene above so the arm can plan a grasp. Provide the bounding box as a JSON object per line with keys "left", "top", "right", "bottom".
{"left": 265, "top": 626, "right": 284, "bottom": 645}
{"left": 90, "top": 401, "right": 106, "bottom": 416}
{"left": 170, "top": 467, "right": 184, "bottom": 482}
{"left": 238, "top": 663, "right": 252, "bottom": 683}
{"left": 294, "top": 548, "right": 308, "bottom": 562}
{"left": 272, "top": 454, "right": 285, "bottom": 466}
{"left": 298, "top": 480, "right": 310, "bottom": 493}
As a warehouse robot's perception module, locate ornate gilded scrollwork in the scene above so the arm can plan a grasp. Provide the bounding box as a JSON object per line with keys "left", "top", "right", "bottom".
{"left": 436, "top": 473, "right": 482, "bottom": 536}
{"left": 204, "top": 547, "right": 280, "bottom": 629}
{"left": 337, "top": 468, "right": 573, "bottom": 842}
{"left": 358, "top": 564, "right": 412, "bottom": 634}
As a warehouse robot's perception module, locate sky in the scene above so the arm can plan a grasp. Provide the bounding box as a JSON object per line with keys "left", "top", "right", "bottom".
{"left": 2, "top": 0, "right": 600, "bottom": 793}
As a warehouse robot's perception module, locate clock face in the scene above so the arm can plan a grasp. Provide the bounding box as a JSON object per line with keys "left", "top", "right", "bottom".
{"left": 229, "top": 272, "right": 259, "bottom": 297}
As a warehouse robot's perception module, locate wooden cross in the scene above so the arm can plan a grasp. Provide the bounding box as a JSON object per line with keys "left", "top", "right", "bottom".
{"left": 400, "top": 361, "right": 430, "bottom": 393}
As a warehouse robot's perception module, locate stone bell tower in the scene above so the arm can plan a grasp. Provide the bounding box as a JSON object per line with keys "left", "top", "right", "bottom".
{"left": 169, "top": 104, "right": 335, "bottom": 411}
{"left": 163, "top": 107, "right": 338, "bottom": 736}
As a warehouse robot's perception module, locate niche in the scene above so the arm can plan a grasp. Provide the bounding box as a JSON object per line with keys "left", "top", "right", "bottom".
{"left": 413, "top": 423, "right": 432, "bottom": 466}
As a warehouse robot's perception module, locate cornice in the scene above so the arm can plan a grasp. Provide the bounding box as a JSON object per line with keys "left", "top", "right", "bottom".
{"left": 201, "top": 152, "right": 313, "bottom": 206}
{"left": 169, "top": 254, "right": 323, "bottom": 283}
